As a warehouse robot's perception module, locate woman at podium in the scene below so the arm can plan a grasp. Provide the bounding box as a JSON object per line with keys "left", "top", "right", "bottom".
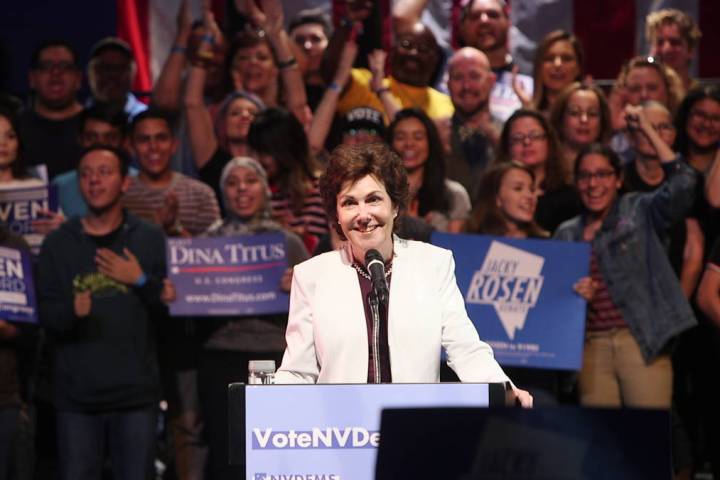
{"left": 274, "top": 143, "right": 532, "bottom": 407}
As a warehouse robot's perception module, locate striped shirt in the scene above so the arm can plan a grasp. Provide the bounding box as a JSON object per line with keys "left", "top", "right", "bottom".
{"left": 123, "top": 172, "right": 221, "bottom": 236}
{"left": 270, "top": 179, "right": 328, "bottom": 246}
{"left": 587, "top": 248, "right": 627, "bottom": 331}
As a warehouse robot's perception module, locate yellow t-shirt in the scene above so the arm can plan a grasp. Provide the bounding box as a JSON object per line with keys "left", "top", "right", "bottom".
{"left": 336, "top": 68, "right": 454, "bottom": 121}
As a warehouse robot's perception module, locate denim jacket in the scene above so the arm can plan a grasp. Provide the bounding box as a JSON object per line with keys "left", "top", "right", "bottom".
{"left": 553, "top": 159, "right": 697, "bottom": 362}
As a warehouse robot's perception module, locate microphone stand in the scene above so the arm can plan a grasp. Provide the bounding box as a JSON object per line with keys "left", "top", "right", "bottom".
{"left": 368, "top": 288, "right": 382, "bottom": 384}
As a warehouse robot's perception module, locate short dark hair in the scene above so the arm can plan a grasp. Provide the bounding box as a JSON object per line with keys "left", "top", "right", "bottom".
{"left": 320, "top": 143, "right": 409, "bottom": 240}
{"left": 78, "top": 145, "right": 130, "bottom": 177}
{"left": 574, "top": 142, "right": 622, "bottom": 180}
{"left": 129, "top": 108, "right": 176, "bottom": 137}
{"left": 30, "top": 40, "right": 79, "bottom": 69}
{"left": 80, "top": 104, "right": 128, "bottom": 136}
{"left": 288, "top": 8, "right": 332, "bottom": 38}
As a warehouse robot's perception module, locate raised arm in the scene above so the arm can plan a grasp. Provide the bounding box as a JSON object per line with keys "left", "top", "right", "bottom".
{"left": 368, "top": 49, "right": 400, "bottom": 121}
{"left": 308, "top": 38, "right": 358, "bottom": 155}
{"left": 625, "top": 105, "right": 696, "bottom": 231}
{"left": 152, "top": 0, "right": 193, "bottom": 110}
{"left": 247, "top": 0, "right": 310, "bottom": 126}
{"left": 183, "top": 5, "right": 220, "bottom": 170}
{"left": 392, "top": 0, "right": 428, "bottom": 32}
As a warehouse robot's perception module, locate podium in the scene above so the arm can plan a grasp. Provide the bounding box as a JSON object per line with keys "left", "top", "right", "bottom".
{"left": 375, "top": 407, "right": 671, "bottom": 479}
{"left": 228, "top": 382, "right": 507, "bottom": 480}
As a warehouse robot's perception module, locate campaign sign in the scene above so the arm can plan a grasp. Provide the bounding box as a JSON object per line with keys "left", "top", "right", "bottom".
{"left": 167, "top": 233, "right": 289, "bottom": 316}
{"left": 0, "top": 184, "right": 58, "bottom": 254}
{"left": 431, "top": 233, "right": 590, "bottom": 371}
{"left": 243, "top": 383, "right": 493, "bottom": 480}
{"left": 0, "top": 247, "right": 38, "bottom": 323}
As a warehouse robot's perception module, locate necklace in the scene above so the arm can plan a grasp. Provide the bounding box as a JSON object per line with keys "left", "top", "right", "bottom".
{"left": 352, "top": 262, "right": 392, "bottom": 280}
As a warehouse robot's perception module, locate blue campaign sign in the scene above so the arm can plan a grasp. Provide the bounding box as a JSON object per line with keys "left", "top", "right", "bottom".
{"left": 0, "top": 247, "right": 38, "bottom": 323}
{"left": 167, "top": 233, "right": 289, "bottom": 316}
{"left": 431, "top": 233, "right": 590, "bottom": 371}
{"left": 0, "top": 184, "right": 59, "bottom": 255}
{"left": 244, "top": 383, "right": 492, "bottom": 480}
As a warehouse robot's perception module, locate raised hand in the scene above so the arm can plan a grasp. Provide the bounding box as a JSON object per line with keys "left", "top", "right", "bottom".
{"left": 31, "top": 208, "right": 66, "bottom": 235}
{"left": 155, "top": 191, "right": 180, "bottom": 234}
{"left": 511, "top": 65, "right": 532, "bottom": 108}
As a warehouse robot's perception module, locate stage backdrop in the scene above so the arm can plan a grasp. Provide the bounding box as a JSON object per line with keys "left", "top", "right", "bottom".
{"left": 432, "top": 233, "right": 590, "bottom": 371}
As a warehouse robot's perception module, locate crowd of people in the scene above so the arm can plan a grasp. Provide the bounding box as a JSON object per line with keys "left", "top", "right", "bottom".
{"left": 1, "top": 0, "right": 719, "bottom": 479}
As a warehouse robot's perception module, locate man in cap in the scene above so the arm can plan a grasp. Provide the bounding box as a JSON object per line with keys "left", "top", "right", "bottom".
{"left": 87, "top": 37, "right": 147, "bottom": 120}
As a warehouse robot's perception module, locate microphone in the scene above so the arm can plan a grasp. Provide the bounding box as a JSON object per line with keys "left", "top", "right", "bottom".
{"left": 365, "top": 249, "right": 389, "bottom": 305}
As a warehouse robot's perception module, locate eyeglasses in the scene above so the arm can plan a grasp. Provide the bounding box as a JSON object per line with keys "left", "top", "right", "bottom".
{"left": 690, "top": 109, "right": 720, "bottom": 125}
{"left": 576, "top": 170, "right": 616, "bottom": 184}
{"left": 34, "top": 60, "right": 77, "bottom": 73}
{"left": 509, "top": 132, "right": 547, "bottom": 146}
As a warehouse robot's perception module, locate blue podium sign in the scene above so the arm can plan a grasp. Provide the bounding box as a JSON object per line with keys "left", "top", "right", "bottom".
{"left": 167, "top": 233, "right": 289, "bottom": 316}
{"left": 239, "top": 383, "right": 498, "bottom": 480}
{"left": 431, "top": 233, "right": 590, "bottom": 370}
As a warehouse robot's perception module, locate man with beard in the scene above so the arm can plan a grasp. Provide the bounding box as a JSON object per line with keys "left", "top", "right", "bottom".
{"left": 19, "top": 41, "right": 84, "bottom": 179}
{"left": 458, "top": 0, "right": 532, "bottom": 122}
{"left": 86, "top": 37, "right": 147, "bottom": 121}
{"left": 442, "top": 47, "right": 499, "bottom": 203}
{"left": 38, "top": 145, "right": 167, "bottom": 480}
{"left": 329, "top": 20, "right": 453, "bottom": 120}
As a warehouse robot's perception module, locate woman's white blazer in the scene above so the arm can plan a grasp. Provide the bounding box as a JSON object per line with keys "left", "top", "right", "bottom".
{"left": 274, "top": 237, "right": 510, "bottom": 384}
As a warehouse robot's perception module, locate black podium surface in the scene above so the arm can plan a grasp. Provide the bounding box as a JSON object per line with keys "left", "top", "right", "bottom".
{"left": 375, "top": 406, "right": 671, "bottom": 480}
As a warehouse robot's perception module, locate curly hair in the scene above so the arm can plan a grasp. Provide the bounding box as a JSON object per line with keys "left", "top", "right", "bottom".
{"left": 646, "top": 9, "right": 701, "bottom": 51}
{"left": 320, "top": 143, "right": 409, "bottom": 240}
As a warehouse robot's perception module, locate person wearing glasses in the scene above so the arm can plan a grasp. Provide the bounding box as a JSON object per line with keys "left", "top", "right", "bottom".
{"left": 494, "top": 109, "right": 581, "bottom": 233}
{"left": 553, "top": 106, "right": 697, "bottom": 408}
{"left": 549, "top": 83, "right": 613, "bottom": 186}
{"left": 620, "top": 102, "right": 704, "bottom": 302}
{"left": 18, "top": 40, "right": 84, "bottom": 180}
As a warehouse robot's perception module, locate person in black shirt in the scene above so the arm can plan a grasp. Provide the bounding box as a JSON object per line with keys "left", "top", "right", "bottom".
{"left": 19, "top": 40, "right": 84, "bottom": 180}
